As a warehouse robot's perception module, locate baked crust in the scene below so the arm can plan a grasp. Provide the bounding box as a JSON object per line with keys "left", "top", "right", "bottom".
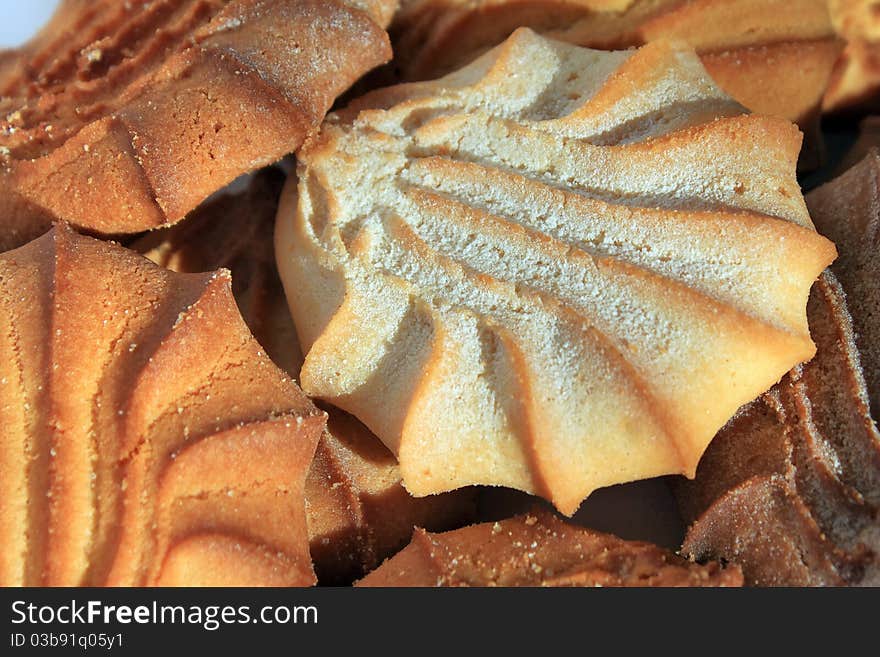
{"left": 679, "top": 274, "right": 880, "bottom": 586}
{"left": 135, "top": 169, "right": 477, "bottom": 583}
{"left": 0, "top": 0, "right": 394, "bottom": 252}
{"left": 808, "top": 151, "right": 880, "bottom": 420}
{"left": 0, "top": 225, "right": 326, "bottom": 586}
{"left": 392, "top": 0, "right": 841, "bottom": 151}
{"left": 356, "top": 510, "right": 742, "bottom": 586}
{"left": 677, "top": 157, "right": 880, "bottom": 586}
{"left": 825, "top": 0, "right": 880, "bottom": 113}
{"left": 133, "top": 168, "right": 304, "bottom": 376}
{"left": 307, "top": 406, "right": 477, "bottom": 583}
{"left": 277, "top": 29, "right": 835, "bottom": 515}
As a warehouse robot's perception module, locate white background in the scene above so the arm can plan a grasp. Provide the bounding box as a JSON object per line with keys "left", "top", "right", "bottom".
{"left": 0, "top": 0, "right": 59, "bottom": 49}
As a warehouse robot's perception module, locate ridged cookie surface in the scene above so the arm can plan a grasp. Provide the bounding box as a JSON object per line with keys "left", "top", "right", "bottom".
{"left": 807, "top": 151, "right": 880, "bottom": 421}
{"left": 676, "top": 154, "right": 880, "bottom": 587}
{"left": 134, "top": 169, "right": 304, "bottom": 376}
{"left": 307, "top": 407, "right": 477, "bottom": 583}
{"left": 678, "top": 272, "right": 880, "bottom": 586}
{"left": 0, "top": 0, "right": 394, "bottom": 252}
{"left": 0, "top": 226, "right": 326, "bottom": 586}
{"left": 136, "top": 169, "right": 477, "bottom": 584}
{"left": 392, "top": 0, "right": 841, "bottom": 145}
{"left": 276, "top": 29, "right": 836, "bottom": 514}
{"left": 356, "top": 510, "right": 742, "bottom": 586}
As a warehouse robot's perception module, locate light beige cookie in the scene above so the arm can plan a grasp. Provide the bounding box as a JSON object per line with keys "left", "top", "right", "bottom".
{"left": 392, "top": 0, "right": 841, "bottom": 166}
{"left": 135, "top": 169, "right": 477, "bottom": 584}
{"left": 276, "top": 29, "right": 835, "bottom": 515}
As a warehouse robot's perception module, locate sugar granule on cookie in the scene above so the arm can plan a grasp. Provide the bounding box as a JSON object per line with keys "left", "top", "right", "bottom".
{"left": 276, "top": 28, "right": 835, "bottom": 515}
{"left": 0, "top": 0, "right": 395, "bottom": 252}
{"left": 0, "top": 225, "right": 326, "bottom": 586}
{"left": 356, "top": 511, "right": 742, "bottom": 587}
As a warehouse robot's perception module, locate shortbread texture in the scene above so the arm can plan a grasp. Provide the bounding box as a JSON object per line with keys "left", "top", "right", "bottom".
{"left": 135, "top": 170, "right": 477, "bottom": 584}
{"left": 393, "top": 0, "right": 841, "bottom": 129}
{"left": 0, "top": 226, "right": 326, "bottom": 586}
{"left": 676, "top": 154, "right": 880, "bottom": 586}
{"left": 679, "top": 272, "right": 880, "bottom": 586}
{"left": 0, "top": 0, "right": 395, "bottom": 251}
{"left": 276, "top": 29, "right": 836, "bottom": 515}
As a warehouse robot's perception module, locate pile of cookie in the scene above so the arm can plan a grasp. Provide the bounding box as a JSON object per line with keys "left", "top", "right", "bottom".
{"left": 1, "top": 0, "right": 876, "bottom": 587}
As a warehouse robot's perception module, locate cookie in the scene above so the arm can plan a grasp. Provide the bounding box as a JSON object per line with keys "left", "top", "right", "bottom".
{"left": 276, "top": 29, "right": 835, "bottom": 515}
{"left": 808, "top": 151, "right": 880, "bottom": 418}
{"left": 678, "top": 154, "right": 880, "bottom": 585}
{"left": 0, "top": 0, "right": 394, "bottom": 251}
{"left": 136, "top": 168, "right": 477, "bottom": 584}
{"left": 133, "top": 168, "right": 304, "bottom": 375}
{"left": 356, "top": 510, "right": 742, "bottom": 586}
{"left": 826, "top": 0, "right": 880, "bottom": 113}
{"left": 0, "top": 225, "right": 326, "bottom": 586}
{"left": 678, "top": 273, "right": 880, "bottom": 586}
{"left": 392, "top": 0, "right": 841, "bottom": 166}
{"left": 307, "top": 408, "right": 477, "bottom": 583}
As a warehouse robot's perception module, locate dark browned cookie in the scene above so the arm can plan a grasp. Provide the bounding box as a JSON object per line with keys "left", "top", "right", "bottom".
{"left": 835, "top": 117, "right": 880, "bottom": 174}
{"left": 307, "top": 408, "right": 477, "bottom": 584}
{"left": 676, "top": 155, "right": 880, "bottom": 586}
{"left": 678, "top": 271, "right": 880, "bottom": 586}
{"left": 808, "top": 151, "right": 880, "bottom": 420}
{"left": 0, "top": 0, "right": 395, "bottom": 252}
{"left": 357, "top": 510, "right": 742, "bottom": 587}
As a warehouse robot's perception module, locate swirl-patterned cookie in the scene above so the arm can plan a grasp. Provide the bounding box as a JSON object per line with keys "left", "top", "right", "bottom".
{"left": 391, "top": 0, "right": 841, "bottom": 166}
{"left": 276, "top": 29, "right": 835, "bottom": 514}
{"left": 808, "top": 151, "right": 880, "bottom": 419}
{"left": 675, "top": 153, "right": 880, "bottom": 587}
{"left": 677, "top": 272, "right": 880, "bottom": 586}
{"left": 0, "top": 0, "right": 394, "bottom": 252}
{"left": 0, "top": 226, "right": 326, "bottom": 586}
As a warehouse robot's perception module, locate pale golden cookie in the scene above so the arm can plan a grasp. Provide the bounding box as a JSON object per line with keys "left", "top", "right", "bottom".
{"left": 276, "top": 29, "right": 835, "bottom": 515}
{"left": 0, "top": 226, "right": 326, "bottom": 586}
{"left": 136, "top": 170, "right": 477, "bottom": 584}
{"left": 393, "top": 0, "right": 841, "bottom": 165}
